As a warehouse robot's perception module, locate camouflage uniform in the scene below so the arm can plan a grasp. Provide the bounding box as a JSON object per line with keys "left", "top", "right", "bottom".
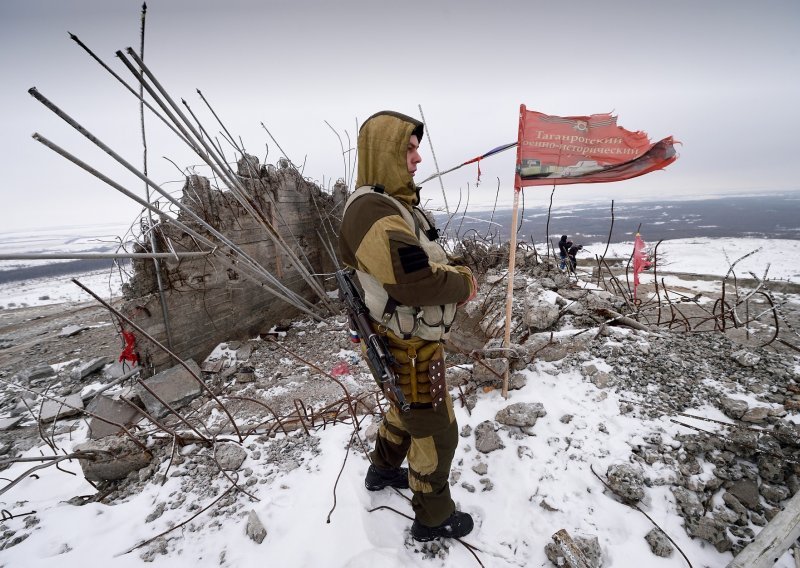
{"left": 338, "top": 111, "right": 475, "bottom": 526}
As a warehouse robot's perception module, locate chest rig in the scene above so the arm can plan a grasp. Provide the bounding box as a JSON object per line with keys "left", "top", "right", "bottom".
{"left": 343, "top": 186, "right": 457, "bottom": 341}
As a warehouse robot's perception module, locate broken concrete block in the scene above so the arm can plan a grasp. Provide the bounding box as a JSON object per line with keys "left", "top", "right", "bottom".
{"left": 75, "top": 436, "right": 152, "bottom": 481}
{"left": 0, "top": 416, "right": 24, "bottom": 431}
{"left": 39, "top": 394, "right": 84, "bottom": 423}
{"left": 472, "top": 358, "right": 508, "bottom": 386}
{"left": 86, "top": 394, "right": 143, "bottom": 440}
{"left": 235, "top": 343, "right": 253, "bottom": 361}
{"left": 246, "top": 509, "right": 267, "bottom": 543}
{"left": 71, "top": 357, "right": 112, "bottom": 381}
{"left": 59, "top": 324, "right": 88, "bottom": 337}
{"left": 18, "top": 364, "right": 55, "bottom": 383}
{"left": 215, "top": 442, "right": 247, "bottom": 470}
{"left": 135, "top": 360, "right": 203, "bottom": 419}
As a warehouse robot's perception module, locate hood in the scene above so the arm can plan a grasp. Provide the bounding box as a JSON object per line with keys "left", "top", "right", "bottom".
{"left": 356, "top": 111, "right": 424, "bottom": 207}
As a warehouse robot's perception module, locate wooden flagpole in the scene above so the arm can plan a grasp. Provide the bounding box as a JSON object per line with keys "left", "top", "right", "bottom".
{"left": 502, "top": 105, "right": 527, "bottom": 399}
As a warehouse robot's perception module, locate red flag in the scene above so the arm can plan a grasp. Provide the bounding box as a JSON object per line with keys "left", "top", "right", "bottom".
{"left": 514, "top": 106, "right": 677, "bottom": 188}
{"left": 632, "top": 233, "right": 651, "bottom": 301}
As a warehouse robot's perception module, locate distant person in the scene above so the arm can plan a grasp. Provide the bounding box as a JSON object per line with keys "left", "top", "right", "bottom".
{"left": 567, "top": 244, "right": 583, "bottom": 273}
{"left": 558, "top": 235, "right": 572, "bottom": 270}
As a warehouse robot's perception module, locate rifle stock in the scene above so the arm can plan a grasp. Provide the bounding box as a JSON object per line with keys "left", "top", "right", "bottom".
{"left": 335, "top": 269, "right": 410, "bottom": 412}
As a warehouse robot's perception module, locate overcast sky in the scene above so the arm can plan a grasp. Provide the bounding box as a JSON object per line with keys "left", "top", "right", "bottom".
{"left": 1, "top": 0, "right": 798, "bottom": 232}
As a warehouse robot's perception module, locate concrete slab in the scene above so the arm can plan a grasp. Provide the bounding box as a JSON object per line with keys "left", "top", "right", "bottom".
{"left": 71, "top": 357, "right": 112, "bottom": 381}
{"left": 0, "top": 416, "right": 24, "bottom": 431}
{"left": 59, "top": 324, "right": 88, "bottom": 337}
{"left": 135, "top": 360, "right": 203, "bottom": 418}
{"left": 39, "top": 394, "right": 84, "bottom": 422}
{"left": 86, "top": 394, "right": 143, "bottom": 439}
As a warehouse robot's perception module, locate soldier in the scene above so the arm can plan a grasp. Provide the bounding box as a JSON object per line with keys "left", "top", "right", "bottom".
{"left": 338, "top": 111, "right": 477, "bottom": 541}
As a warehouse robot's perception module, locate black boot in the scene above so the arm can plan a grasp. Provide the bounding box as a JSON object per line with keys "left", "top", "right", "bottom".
{"left": 411, "top": 510, "right": 474, "bottom": 541}
{"left": 364, "top": 464, "right": 409, "bottom": 491}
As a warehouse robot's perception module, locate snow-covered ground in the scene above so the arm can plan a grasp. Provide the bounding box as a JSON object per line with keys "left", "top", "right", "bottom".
{"left": 1, "top": 231, "right": 798, "bottom": 567}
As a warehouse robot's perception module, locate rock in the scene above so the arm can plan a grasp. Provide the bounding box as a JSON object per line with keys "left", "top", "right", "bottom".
{"left": 719, "top": 396, "right": 748, "bottom": 420}
{"left": 215, "top": 442, "right": 247, "bottom": 471}
{"left": 237, "top": 367, "right": 256, "bottom": 384}
{"left": 71, "top": 357, "right": 112, "bottom": 381}
{"left": 507, "top": 371, "right": 527, "bottom": 390}
{"left": 759, "top": 483, "right": 789, "bottom": 504}
{"left": 472, "top": 358, "right": 508, "bottom": 386}
{"left": 471, "top": 462, "right": 488, "bottom": 475}
{"left": 236, "top": 343, "right": 254, "bottom": 361}
{"left": 246, "top": 509, "right": 267, "bottom": 543}
{"left": 495, "top": 402, "right": 546, "bottom": 428}
{"left": 732, "top": 349, "right": 760, "bottom": 367}
{"left": 645, "top": 528, "right": 673, "bottom": 557}
{"left": 581, "top": 363, "right": 599, "bottom": 377}
{"left": 591, "top": 372, "right": 611, "bottom": 388}
{"left": 606, "top": 463, "right": 645, "bottom": 504}
{"left": 727, "top": 479, "right": 760, "bottom": 510}
{"left": 685, "top": 516, "right": 731, "bottom": 552}
{"left": 135, "top": 360, "right": 203, "bottom": 418}
{"left": 523, "top": 297, "right": 559, "bottom": 330}
{"left": 474, "top": 421, "right": 504, "bottom": 454}
{"left": 741, "top": 406, "right": 770, "bottom": 423}
{"left": 544, "top": 534, "right": 602, "bottom": 568}
{"left": 671, "top": 487, "right": 703, "bottom": 519}
{"left": 39, "top": 394, "right": 84, "bottom": 422}
{"left": 86, "top": 394, "right": 143, "bottom": 440}
{"left": 75, "top": 436, "right": 153, "bottom": 481}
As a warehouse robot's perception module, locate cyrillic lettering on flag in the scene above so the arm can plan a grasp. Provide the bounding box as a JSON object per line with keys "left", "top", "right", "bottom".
{"left": 515, "top": 106, "right": 677, "bottom": 188}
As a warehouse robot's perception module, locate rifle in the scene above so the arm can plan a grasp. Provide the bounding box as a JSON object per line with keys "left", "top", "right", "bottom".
{"left": 335, "top": 269, "right": 410, "bottom": 412}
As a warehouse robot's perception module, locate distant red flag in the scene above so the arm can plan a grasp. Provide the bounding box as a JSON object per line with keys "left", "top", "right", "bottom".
{"left": 632, "top": 233, "right": 652, "bottom": 301}
{"left": 514, "top": 106, "right": 677, "bottom": 188}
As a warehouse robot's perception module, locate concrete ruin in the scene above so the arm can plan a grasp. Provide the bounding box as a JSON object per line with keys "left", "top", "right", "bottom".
{"left": 121, "top": 157, "right": 345, "bottom": 373}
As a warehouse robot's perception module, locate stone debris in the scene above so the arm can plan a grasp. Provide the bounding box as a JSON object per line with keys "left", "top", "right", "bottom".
{"left": 645, "top": 528, "right": 674, "bottom": 557}
{"left": 59, "top": 324, "right": 88, "bottom": 337}
{"left": 70, "top": 357, "right": 112, "bottom": 381}
{"left": 474, "top": 420, "right": 504, "bottom": 454}
{"left": 214, "top": 442, "right": 247, "bottom": 471}
{"left": 75, "top": 436, "right": 153, "bottom": 482}
{"left": 605, "top": 463, "right": 646, "bottom": 504}
{"left": 86, "top": 393, "right": 143, "bottom": 440}
{"left": 135, "top": 360, "right": 203, "bottom": 418}
{"left": 246, "top": 509, "right": 267, "bottom": 543}
{"left": 39, "top": 393, "right": 84, "bottom": 423}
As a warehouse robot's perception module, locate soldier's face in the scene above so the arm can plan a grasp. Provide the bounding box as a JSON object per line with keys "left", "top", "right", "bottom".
{"left": 407, "top": 135, "right": 422, "bottom": 176}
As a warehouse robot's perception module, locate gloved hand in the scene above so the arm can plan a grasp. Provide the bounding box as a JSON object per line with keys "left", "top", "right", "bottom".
{"left": 454, "top": 265, "right": 478, "bottom": 306}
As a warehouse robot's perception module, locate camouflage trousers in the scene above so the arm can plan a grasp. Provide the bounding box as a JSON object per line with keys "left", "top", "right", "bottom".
{"left": 370, "top": 393, "right": 458, "bottom": 526}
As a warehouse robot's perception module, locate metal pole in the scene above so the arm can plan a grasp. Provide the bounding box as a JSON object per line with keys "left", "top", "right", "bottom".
{"left": 31, "top": 133, "right": 322, "bottom": 320}
{"left": 138, "top": 2, "right": 175, "bottom": 350}
{"left": 72, "top": 277, "right": 243, "bottom": 443}
{"left": 120, "top": 49, "right": 332, "bottom": 309}
{"left": 0, "top": 252, "right": 210, "bottom": 260}
{"left": 28, "top": 90, "right": 319, "bottom": 316}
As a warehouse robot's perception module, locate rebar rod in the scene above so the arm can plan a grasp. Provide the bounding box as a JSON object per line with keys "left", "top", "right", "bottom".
{"left": 28, "top": 93, "right": 320, "bottom": 318}
{"left": 67, "top": 33, "right": 191, "bottom": 147}
{"left": 195, "top": 90, "right": 322, "bottom": 282}
{"left": 137, "top": 4, "right": 174, "bottom": 351}
{"left": 418, "top": 104, "right": 450, "bottom": 215}
{"left": 120, "top": 49, "right": 331, "bottom": 308}
{"left": 31, "top": 132, "right": 321, "bottom": 319}
{"left": 0, "top": 252, "right": 209, "bottom": 260}
{"left": 72, "top": 277, "right": 243, "bottom": 442}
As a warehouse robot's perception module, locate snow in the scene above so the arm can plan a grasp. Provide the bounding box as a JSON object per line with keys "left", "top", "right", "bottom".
{"left": 0, "top": 234, "right": 798, "bottom": 567}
